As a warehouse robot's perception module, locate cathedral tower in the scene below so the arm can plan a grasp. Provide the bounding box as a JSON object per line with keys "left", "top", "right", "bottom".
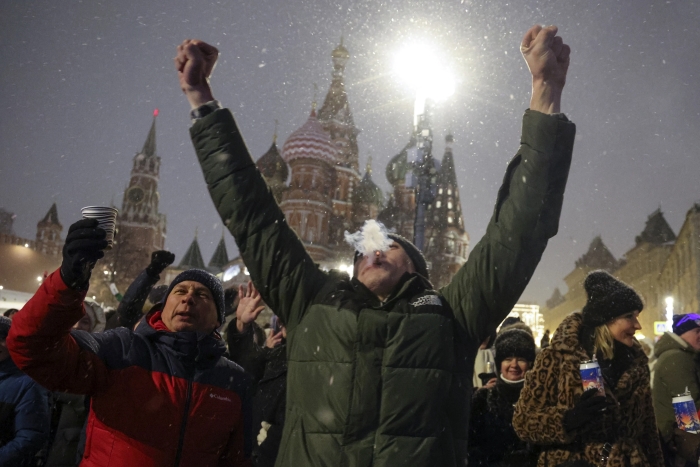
{"left": 280, "top": 106, "right": 338, "bottom": 261}
{"left": 318, "top": 39, "right": 362, "bottom": 246}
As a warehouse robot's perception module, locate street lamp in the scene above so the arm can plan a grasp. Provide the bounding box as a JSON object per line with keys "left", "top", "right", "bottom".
{"left": 394, "top": 43, "right": 455, "bottom": 251}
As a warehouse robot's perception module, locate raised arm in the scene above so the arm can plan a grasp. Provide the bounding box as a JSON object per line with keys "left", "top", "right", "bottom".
{"left": 440, "top": 25, "right": 575, "bottom": 343}
{"left": 7, "top": 219, "right": 111, "bottom": 394}
{"left": 176, "top": 40, "right": 327, "bottom": 330}
{"left": 106, "top": 250, "right": 174, "bottom": 331}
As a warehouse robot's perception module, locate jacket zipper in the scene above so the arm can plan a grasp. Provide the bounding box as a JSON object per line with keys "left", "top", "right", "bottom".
{"left": 173, "top": 379, "right": 193, "bottom": 467}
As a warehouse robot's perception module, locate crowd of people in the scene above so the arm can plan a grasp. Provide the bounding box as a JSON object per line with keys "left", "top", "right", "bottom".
{"left": 0, "top": 22, "right": 697, "bottom": 467}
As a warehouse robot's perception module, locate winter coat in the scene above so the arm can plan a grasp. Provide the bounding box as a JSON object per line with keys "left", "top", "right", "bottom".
{"left": 45, "top": 393, "right": 88, "bottom": 467}
{"left": 468, "top": 377, "right": 538, "bottom": 466}
{"left": 8, "top": 270, "right": 253, "bottom": 467}
{"left": 191, "top": 108, "right": 575, "bottom": 467}
{"left": 228, "top": 324, "right": 288, "bottom": 467}
{"left": 513, "top": 312, "right": 664, "bottom": 467}
{"left": 652, "top": 331, "right": 700, "bottom": 442}
{"left": 0, "top": 356, "right": 51, "bottom": 466}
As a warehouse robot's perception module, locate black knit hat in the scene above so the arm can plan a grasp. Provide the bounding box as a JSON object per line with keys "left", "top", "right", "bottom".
{"left": 673, "top": 314, "right": 700, "bottom": 336}
{"left": 352, "top": 233, "right": 429, "bottom": 279}
{"left": 163, "top": 269, "right": 225, "bottom": 325}
{"left": 494, "top": 328, "right": 537, "bottom": 370}
{"left": 0, "top": 316, "right": 10, "bottom": 339}
{"left": 581, "top": 270, "right": 643, "bottom": 327}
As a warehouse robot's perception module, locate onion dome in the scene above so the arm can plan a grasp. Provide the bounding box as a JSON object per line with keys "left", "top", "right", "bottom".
{"left": 353, "top": 158, "right": 385, "bottom": 207}
{"left": 282, "top": 108, "right": 338, "bottom": 164}
{"left": 257, "top": 141, "right": 288, "bottom": 183}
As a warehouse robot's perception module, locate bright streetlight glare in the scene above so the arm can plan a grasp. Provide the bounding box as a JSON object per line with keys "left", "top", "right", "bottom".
{"left": 393, "top": 43, "right": 455, "bottom": 103}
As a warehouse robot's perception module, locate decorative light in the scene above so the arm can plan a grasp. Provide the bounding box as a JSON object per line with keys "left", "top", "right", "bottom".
{"left": 103, "top": 270, "right": 109, "bottom": 275}
{"left": 0, "top": 285, "right": 4, "bottom": 290}
{"left": 37, "top": 276, "right": 42, "bottom": 282}
{"left": 337, "top": 263, "right": 354, "bottom": 276}
{"left": 24, "top": 243, "right": 29, "bottom": 248}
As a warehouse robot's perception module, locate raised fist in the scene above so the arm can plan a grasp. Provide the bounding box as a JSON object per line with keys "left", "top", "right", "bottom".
{"left": 174, "top": 39, "right": 218, "bottom": 108}
{"left": 146, "top": 250, "right": 175, "bottom": 278}
{"left": 521, "top": 25, "right": 570, "bottom": 90}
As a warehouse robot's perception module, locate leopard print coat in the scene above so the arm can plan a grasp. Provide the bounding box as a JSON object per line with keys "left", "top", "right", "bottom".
{"left": 512, "top": 312, "right": 664, "bottom": 467}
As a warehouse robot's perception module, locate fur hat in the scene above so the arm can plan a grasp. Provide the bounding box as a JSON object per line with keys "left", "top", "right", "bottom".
{"left": 83, "top": 301, "right": 106, "bottom": 333}
{"left": 673, "top": 313, "right": 700, "bottom": 336}
{"left": 164, "top": 269, "right": 225, "bottom": 325}
{"left": 0, "top": 316, "right": 11, "bottom": 339}
{"left": 494, "top": 328, "right": 537, "bottom": 370}
{"left": 352, "top": 233, "right": 429, "bottom": 279}
{"left": 581, "top": 270, "right": 643, "bottom": 327}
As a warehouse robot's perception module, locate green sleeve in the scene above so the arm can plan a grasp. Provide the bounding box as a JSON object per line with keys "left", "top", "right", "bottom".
{"left": 190, "top": 109, "right": 327, "bottom": 330}
{"left": 440, "top": 110, "right": 576, "bottom": 344}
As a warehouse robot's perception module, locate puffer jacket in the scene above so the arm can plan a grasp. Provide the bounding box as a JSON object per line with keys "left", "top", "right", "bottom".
{"left": 652, "top": 331, "right": 700, "bottom": 442}
{"left": 513, "top": 312, "right": 664, "bottom": 467}
{"left": 8, "top": 270, "right": 253, "bottom": 467}
{"left": 0, "top": 356, "right": 51, "bottom": 466}
{"left": 191, "top": 108, "right": 575, "bottom": 466}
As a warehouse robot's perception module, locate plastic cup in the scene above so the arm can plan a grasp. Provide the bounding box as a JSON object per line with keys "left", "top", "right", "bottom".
{"left": 81, "top": 206, "right": 118, "bottom": 249}
{"left": 673, "top": 393, "right": 700, "bottom": 434}
{"left": 579, "top": 360, "right": 605, "bottom": 396}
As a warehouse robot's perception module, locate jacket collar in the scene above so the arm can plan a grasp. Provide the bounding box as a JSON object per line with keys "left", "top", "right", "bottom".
{"left": 136, "top": 306, "right": 226, "bottom": 367}
{"left": 350, "top": 272, "right": 434, "bottom": 308}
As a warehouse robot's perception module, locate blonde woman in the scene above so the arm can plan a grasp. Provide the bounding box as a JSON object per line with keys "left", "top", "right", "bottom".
{"left": 513, "top": 270, "right": 663, "bottom": 466}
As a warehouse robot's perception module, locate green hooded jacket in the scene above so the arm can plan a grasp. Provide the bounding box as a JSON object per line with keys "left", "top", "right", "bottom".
{"left": 652, "top": 331, "right": 700, "bottom": 442}
{"left": 190, "top": 108, "right": 575, "bottom": 467}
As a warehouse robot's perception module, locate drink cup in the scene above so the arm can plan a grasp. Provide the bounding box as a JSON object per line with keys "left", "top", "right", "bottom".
{"left": 673, "top": 393, "right": 700, "bottom": 434}
{"left": 579, "top": 360, "right": 605, "bottom": 396}
{"left": 81, "top": 206, "right": 118, "bottom": 249}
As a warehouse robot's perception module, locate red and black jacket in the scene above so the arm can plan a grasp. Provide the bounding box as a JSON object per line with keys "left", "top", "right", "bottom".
{"left": 8, "top": 270, "right": 252, "bottom": 467}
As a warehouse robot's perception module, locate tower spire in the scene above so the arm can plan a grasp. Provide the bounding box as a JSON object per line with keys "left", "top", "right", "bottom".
{"left": 141, "top": 109, "right": 158, "bottom": 157}
{"left": 273, "top": 119, "right": 279, "bottom": 144}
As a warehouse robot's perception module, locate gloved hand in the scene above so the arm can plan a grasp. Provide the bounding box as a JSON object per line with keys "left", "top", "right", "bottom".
{"left": 563, "top": 388, "right": 610, "bottom": 432}
{"left": 60, "top": 219, "right": 108, "bottom": 290}
{"left": 145, "top": 250, "right": 175, "bottom": 278}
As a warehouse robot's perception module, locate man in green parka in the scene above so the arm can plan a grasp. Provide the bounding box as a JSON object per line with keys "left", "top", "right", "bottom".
{"left": 174, "top": 24, "right": 576, "bottom": 467}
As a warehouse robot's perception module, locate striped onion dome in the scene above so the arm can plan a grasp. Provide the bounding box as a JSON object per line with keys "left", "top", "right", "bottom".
{"left": 282, "top": 108, "right": 338, "bottom": 164}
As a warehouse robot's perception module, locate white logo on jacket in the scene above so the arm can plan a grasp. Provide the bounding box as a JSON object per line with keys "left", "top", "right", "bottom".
{"left": 410, "top": 295, "right": 442, "bottom": 307}
{"left": 210, "top": 393, "right": 232, "bottom": 402}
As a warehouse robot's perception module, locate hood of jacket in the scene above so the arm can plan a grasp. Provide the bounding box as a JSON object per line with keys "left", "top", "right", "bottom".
{"left": 654, "top": 331, "right": 693, "bottom": 358}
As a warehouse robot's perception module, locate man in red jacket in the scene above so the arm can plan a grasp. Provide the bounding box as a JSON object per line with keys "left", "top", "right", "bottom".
{"left": 8, "top": 219, "right": 252, "bottom": 467}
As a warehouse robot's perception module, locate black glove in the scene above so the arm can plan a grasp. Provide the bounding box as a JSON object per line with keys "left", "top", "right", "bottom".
{"left": 145, "top": 250, "right": 175, "bottom": 278}
{"left": 563, "top": 388, "right": 610, "bottom": 432}
{"left": 60, "top": 219, "right": 108, "bottom": 290}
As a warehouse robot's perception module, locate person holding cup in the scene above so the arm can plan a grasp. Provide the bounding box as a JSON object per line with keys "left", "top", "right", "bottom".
{"left": 7, "top": 218, "right": 254, "bottom": 467}
{"left": 513, "top": 270, "right": 663, "bottom": 466}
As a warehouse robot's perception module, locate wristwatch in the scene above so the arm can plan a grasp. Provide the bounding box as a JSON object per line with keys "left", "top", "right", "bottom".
{"left": 190, "top": 100, "right": 222, "bottom": 121}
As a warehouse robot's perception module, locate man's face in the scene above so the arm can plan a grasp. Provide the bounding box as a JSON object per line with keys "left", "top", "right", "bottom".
{"left": 355, "top": 242, "right": 415, "bottom": 300}
{"left": 680, "top": 327, "right": 700, "bottom": 351}
{"left": 161, "top": 280, "right": 220, "bottom": 333}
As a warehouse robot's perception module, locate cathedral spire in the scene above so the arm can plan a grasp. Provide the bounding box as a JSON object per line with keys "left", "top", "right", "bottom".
{"left": 141, "top": 109, "right": 158, "bottom": 158}
{"left": 208, "top": 234, "right": 229, "bottom": 271}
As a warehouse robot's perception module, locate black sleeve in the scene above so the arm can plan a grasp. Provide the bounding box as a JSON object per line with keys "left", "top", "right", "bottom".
{"left": 106, "top": 269, "right": 159, "bottom": 331}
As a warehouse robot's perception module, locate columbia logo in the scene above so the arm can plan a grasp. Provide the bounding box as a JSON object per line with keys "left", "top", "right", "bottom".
{"left": 410, "top": 295, "right": 442, "bottom": 307}
{"left": 210, "top": 393, "right": 232, "bottom": 402}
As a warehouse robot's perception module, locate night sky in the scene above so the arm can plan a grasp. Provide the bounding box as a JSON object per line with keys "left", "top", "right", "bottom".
{"left": 2, "top": 0, "right": 699, "bottom": 307}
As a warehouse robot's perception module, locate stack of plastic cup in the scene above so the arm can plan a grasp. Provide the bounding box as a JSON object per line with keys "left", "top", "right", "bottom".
{"left": 81, "top": 206, "right": 118, "bottom": 249}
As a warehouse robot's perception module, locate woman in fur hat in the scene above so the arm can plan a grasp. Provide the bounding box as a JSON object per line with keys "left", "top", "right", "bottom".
{"left": 468, "top": 327, "right": 539, "bottom": 466}
{"left": 513, "top": 270, "right": 664, "bottom": 467}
